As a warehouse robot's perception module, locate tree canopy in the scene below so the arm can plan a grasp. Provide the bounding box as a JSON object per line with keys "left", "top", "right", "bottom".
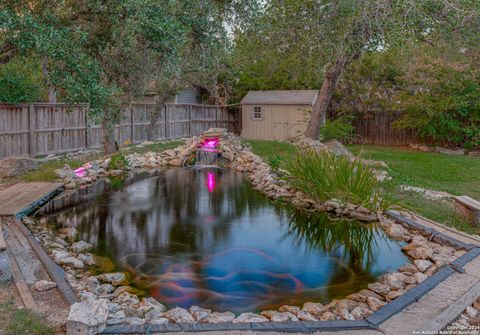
{"left": 1, "top": 0, "right": 479, "bottom": 148}
{"left": 1, "top": 0, "right": 230, "bottom": 151}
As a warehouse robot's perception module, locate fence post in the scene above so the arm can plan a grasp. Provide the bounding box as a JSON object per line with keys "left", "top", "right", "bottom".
{"left": 215, "top": 107, "right": 219, "bottom": 128}
{"left": 188, "top": 105, "right": 192, "bottom": 136}
{"left": 164, "top": 105, "right": 168, "bottom": 139}
{"left": 84, "top": 107, "right": 89, "bottom": 149}
{"left": 28, "top": 103, "right": 35, "bottom": 156}
{"left": 130, "top": 106, "right": 135, "bottom": 144}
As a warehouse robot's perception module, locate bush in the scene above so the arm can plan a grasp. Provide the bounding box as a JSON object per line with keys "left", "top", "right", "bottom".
{"left": 284, "top": 149, "right": 385, "bottom": 210}
{"left": 0, "top": 57, "right": 44, "bottom": 103}
{"left": 107, "top": 153, "right": 128, "bottom": 171}
{"left": 267, "top": 155, "right": 283, "bottom": 171}
{"left": 320, "top": 115, "right": 354, "bottom": 142}
{"left": 394, "top": 53, "right": 480, "bottom": 148}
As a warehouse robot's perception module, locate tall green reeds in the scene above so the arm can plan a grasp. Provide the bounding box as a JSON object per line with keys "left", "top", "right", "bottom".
{"left": 284, "top": 149, "right": 386, "bottom": 210}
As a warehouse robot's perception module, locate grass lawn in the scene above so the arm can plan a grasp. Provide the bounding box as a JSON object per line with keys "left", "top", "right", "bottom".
{"left": 246, "top": 140, "right": 480, "bottom": 235}
{"left": 347, "top": 144, "right": 480, "bottom": 235}
{"left": 347, "top": 145, "right": 480, "bottom": 199}
{"left": 243, "top": 139, "right": 297, "bottom": 166}
{"left": 0, "top": 298, "right": 54, "bottom": 335}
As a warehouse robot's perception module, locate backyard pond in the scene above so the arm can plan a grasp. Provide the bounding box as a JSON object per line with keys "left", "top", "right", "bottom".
{"left": 41, "top": 167, "right": 408, "bottom": 313}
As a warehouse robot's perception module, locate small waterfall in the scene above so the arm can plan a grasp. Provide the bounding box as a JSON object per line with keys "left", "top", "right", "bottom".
{"left": 194, "top": 136, "right": 220, "bottom": 166}
{"left": 195, "top": 150, "right": 219, "bottom": 166}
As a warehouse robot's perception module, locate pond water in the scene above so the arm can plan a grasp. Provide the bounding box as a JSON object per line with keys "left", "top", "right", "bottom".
{"left": 43, "top": 167, "right": 408, "bottom": 313}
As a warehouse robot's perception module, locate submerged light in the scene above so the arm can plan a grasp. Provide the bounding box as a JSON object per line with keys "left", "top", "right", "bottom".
{"left": 207, "top": 172, "right": 216, "bottom": 192}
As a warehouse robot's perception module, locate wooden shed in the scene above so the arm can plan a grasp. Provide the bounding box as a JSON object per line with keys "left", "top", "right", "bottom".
{"left": 240, "top": 90, "right": 319, "bottom": 140}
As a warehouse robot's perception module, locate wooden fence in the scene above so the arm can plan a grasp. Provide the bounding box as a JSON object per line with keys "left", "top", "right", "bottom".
{"left": 351, "top": 110, "right": 417, "bottom": 145}
{"left": 0, "top": 103, "right": 239, "bottom": 159}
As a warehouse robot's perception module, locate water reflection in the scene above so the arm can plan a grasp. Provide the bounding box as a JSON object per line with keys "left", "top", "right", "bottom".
{"left": 43, "top": 167, "right": 408, "bottom": 312}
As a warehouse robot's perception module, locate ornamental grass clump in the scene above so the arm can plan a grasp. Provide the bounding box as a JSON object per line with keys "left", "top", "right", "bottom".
{"left": 284, "top": 149, "right": 384, "bottom": 210}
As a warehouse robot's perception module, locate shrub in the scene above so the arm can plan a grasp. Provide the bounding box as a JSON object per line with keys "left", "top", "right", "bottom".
{"left": 0, "top": 57, "right": 44, "bottom": 103}
{"left": 394, "top": 53, "right": 480, "bottom": 148}
{"left": 267, "top": 155, "right": 282, "bottom": 171}
{"left": 107, "top": 153, "right": 128, "bottom": 171}
{"left": 284, "top": 149, "right": 385, "bottom": 210}
{"left": 320, "top": 115, "right": 354, "bottom": 142}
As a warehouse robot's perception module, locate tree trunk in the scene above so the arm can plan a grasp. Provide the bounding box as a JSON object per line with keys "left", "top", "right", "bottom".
{"left": 102, "top": 112, "right": 117, "bottom": 154}
{"left": 41, "top": 60, "right": 57, "bottom": 103}
{"left": 304, "top": 60, "right": 347, "bottom": 140}
{"left": 147, "top": 98, "right": 164, "bottom": 141}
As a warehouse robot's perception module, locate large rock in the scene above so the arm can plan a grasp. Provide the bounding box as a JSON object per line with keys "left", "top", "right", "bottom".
{"left": 59, "top": 227, "right": 78, "bottom": 242}
{"left": 0, "top": 157, "right": 38, "bottom": 178}
{"left": 79, "top": 254, "right": 115, "bottom": 272}
{"left": 113, "top": 292, "right": 140, "bottom": 305}
{"left": 295, "top": 138, "right": 329, "bottom": 152}
{"left": 414, "top": 272, "right": 428, "bottom": 284}
{"left": 162, "top": 307, "right": 195, "bottom": 323}
{"left": 324, "top": 139, "right": 354, "bottom": 158}
{"left": 414, "top": 259, "right": 433, "bottom": 272}
{"left": 189, "top": 306, "right": 210, "bottom": 322}
{"left": 386, "top": 224, "right": 407, "bottom": 239}
{"left": 97, "top": 272, "right": 129, "bottom": 286}
{"left": 67, "top": 299, "right": 109, "bottom": 335}
{"left": 233, "top": 313, "right": 268, "bottom": 323}
{"left": 278, "top": 305, "right": 300, "bottom": 315}
{"left": 407, "top": 246, "right": 433, "bottom": 260}
{"left": 367, "top": 297, "right": 386, "bottom": 312}
{"left": 367, "top": 282, "right": 391, "bottom": 296}
{"left": 52, "top": 250, "right": 84, "bottom": 268}
{"left": 260, "top": 310, "right": 298, "bottom": 322}
{"left": 302, "top": 302, "right": 325, "bottom": 316}
{"left": 70, "top": 241, "right": 92, "bottom": 254}
{"left": 55, "top": 164, "right": 76, "bottom": 179}
{"left": 33, "top": 280, "right": 57, "bottom": 292}
{"left": 205, "top": 311, "right": 235, "bottom": 323}
{"left": 351, "top": 306, "right": 373, "bottom": 319}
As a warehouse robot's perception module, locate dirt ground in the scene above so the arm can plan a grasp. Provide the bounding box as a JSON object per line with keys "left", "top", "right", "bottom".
{"left": 1, "top": 216, "right": 68, "bottom": 334}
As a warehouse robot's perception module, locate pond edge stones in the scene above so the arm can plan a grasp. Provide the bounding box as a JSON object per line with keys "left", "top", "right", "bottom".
{"left": 22, "top": 132, "right": 469, "bottom": 332}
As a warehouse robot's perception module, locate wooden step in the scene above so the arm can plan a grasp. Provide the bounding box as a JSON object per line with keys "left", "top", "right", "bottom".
{"left": 453, "top": 195, "right": 480, "bottom": 225}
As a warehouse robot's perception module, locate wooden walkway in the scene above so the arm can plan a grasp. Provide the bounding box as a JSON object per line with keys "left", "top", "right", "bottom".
{"left": 0, "top": 182, "right": 63, "bottom": 216}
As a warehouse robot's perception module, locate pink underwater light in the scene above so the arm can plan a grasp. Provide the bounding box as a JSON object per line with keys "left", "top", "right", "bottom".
{"left": 207, "top": 172, "right": 216, "bottom": 193}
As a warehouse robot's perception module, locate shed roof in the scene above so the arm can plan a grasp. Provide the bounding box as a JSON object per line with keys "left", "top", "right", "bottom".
{"left": 241, "top": 90, "right": 319, "bottom": 105}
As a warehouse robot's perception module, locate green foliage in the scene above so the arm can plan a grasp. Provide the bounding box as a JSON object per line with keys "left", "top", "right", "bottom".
{"left": 284, "top": 149, "right": 384, "bottom": 210}
{"left": 394, "top": 51, "right": 480, "bottom": 148}
{"left": 321, "top": 115, "right": 355, "bottom": 142}
{"left": 0, "top": 56, "right": 44, "bottom": 103}
{"left": 334, "top": 48, "right": 407, "bottom": 114}
{"left": 267, "top": 155, "right": 283, "bottom": 171}
{"left": 0, "top": 1, "right": 229, "bottom": 150}
{"left": 107, "top": 153, "right": 128, "bottom": 171}
{"left": 0, "top": 300, "right": 54, "bottom": 335}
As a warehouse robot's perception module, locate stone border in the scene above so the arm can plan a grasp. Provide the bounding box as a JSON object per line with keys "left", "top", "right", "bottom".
{"left": 94, "top": 212, "right": 480, "bottom": 334}
{"left": 12, "top": 181, "right": 479, "bottom": 333}
{"left": 13, "top": 134, "right": 480, "bottom": 333}
{"left": 385, "top": 210, "right": 477, "bottom": 251}
{"left": 12, "top": 217, "right": 78, "bottom": 306}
